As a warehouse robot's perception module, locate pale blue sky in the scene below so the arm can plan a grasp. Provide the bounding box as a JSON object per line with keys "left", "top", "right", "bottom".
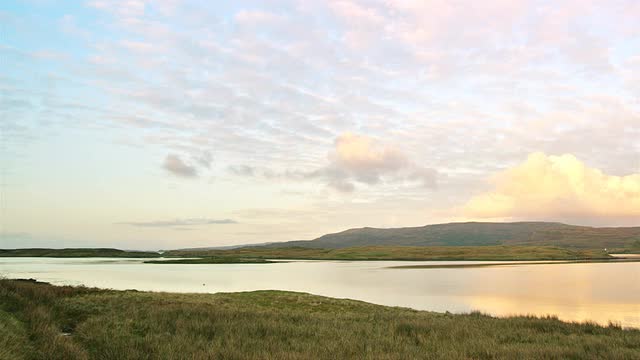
{"left": 1, "top": 0, "right": 639, "bottom": 249}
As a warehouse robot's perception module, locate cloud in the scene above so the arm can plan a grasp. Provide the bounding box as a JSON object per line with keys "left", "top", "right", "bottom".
{"left": 408, "top": 167, "right": 438, "bottom": 188}
{"left": 163, "top": 154, "right": 197, "bottom": 177}
{"left": 464, "top": 152, "right": 640, "bottom": 220}
{"left": 87, "top": 0, "right": 146, "bottom": 19}
{"left": 228, "top": 164, "right": 255, "bottom": 177}
{"left": 234, "top": 10, "right": 285, "bottom": 27}
{"left": 315, "top": 133, "right": 437, "bottom": 192}
{"left": 193, "top": 151, "right": 213, "bottom": 168}
{"left": 36, "top": 0, "right": 635, "bottom": 190}
{"left": 120, "top": 218, "right": 238, "bottom": 227}
{"left": 228, "top": 133, "right": 438, "bottom": 192}
{"left": 330, "top": 132, "right": 408, "bottom": 183}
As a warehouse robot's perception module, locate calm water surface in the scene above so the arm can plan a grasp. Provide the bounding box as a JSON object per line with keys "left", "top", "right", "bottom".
{"left": 1, "top": 257, "right": 639, "bottom": 328}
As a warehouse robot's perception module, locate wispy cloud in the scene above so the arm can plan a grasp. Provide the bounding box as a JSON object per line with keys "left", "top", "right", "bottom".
{"left": 119, "top": 218, "right": 238, "bottom": 227}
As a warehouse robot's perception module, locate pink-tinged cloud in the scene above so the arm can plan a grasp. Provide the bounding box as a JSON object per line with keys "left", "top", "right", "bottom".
{"left": 332, "top": 132, "right": 407, "bottom": 175}
{"left": 464, "top": 152, "right": 640, "bottom": 220}
{"left": 323, "top": 133, "right": 436, "bottom": 191}
{"left": 163, "top": 154, "right": 197, "bottom": 178}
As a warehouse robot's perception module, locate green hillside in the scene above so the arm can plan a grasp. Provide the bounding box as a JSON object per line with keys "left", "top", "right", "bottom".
{"left": 261, "top": 222, "right": 640, "bottom": 250}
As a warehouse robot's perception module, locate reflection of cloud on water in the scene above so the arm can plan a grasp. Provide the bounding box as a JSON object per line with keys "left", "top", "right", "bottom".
{"left": 457, "top": 263, "right": 619, "bottom": 302}
{"left": 433, "top": 262, "right": 640, "bottom": 328}
{"left": 463, "top": 295, "right": 640, "bottom": 328}
{"left": 623, "top": 314, "right": 640, "bottom": 327}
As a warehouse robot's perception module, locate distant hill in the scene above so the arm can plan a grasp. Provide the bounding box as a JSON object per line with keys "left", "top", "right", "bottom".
{"left": 260, "top": 222, "right": 640, "bottom": 250}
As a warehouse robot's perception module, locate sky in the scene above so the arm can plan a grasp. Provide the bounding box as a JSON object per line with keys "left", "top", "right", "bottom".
{"left": 1, "top": 0, "right": 639, "bottom": 250}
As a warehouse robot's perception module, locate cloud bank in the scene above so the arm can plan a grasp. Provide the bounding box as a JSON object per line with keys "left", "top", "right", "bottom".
{"left": 464, "top": 152, "right": 640, "bottom": 221}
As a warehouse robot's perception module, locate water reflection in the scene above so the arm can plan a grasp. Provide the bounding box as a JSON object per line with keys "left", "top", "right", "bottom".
{"left": 1, "top": 258, "right": 638, "bottom": 328}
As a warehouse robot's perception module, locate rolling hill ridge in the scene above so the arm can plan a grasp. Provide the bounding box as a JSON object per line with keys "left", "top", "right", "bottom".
{"left": 260, "top": 222, "right": 640, "bottom": 250}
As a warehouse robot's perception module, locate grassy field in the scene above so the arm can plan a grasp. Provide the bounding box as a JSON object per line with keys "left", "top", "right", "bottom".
{"left": 167, "top": 245, "right": 611, "bottom": 261}
{"left": 1, "top": 279, "right": 639, "bottom": 359}
{"left": 0, "top": 248, "right": 159, "bottom": 258}
{"left": 610, "top": 239, "right": 640, "bottom": 253}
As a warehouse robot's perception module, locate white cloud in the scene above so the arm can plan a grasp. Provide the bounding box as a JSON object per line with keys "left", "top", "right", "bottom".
{"left": 464, "top": 152, "right": 640, "bottom": 221}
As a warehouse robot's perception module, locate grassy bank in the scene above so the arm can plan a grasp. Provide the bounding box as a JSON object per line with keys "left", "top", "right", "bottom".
{"left": 0, "top": 248, "right": 159, "bottom": 258}
{"left": 167, "top": 245, "right": 611, "bottom": 261}
{"left": 0, "top": 246, "right": 612, "bottom": 263}
{"left": 1, "top": 279, "right": 638, "bottom": 359}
